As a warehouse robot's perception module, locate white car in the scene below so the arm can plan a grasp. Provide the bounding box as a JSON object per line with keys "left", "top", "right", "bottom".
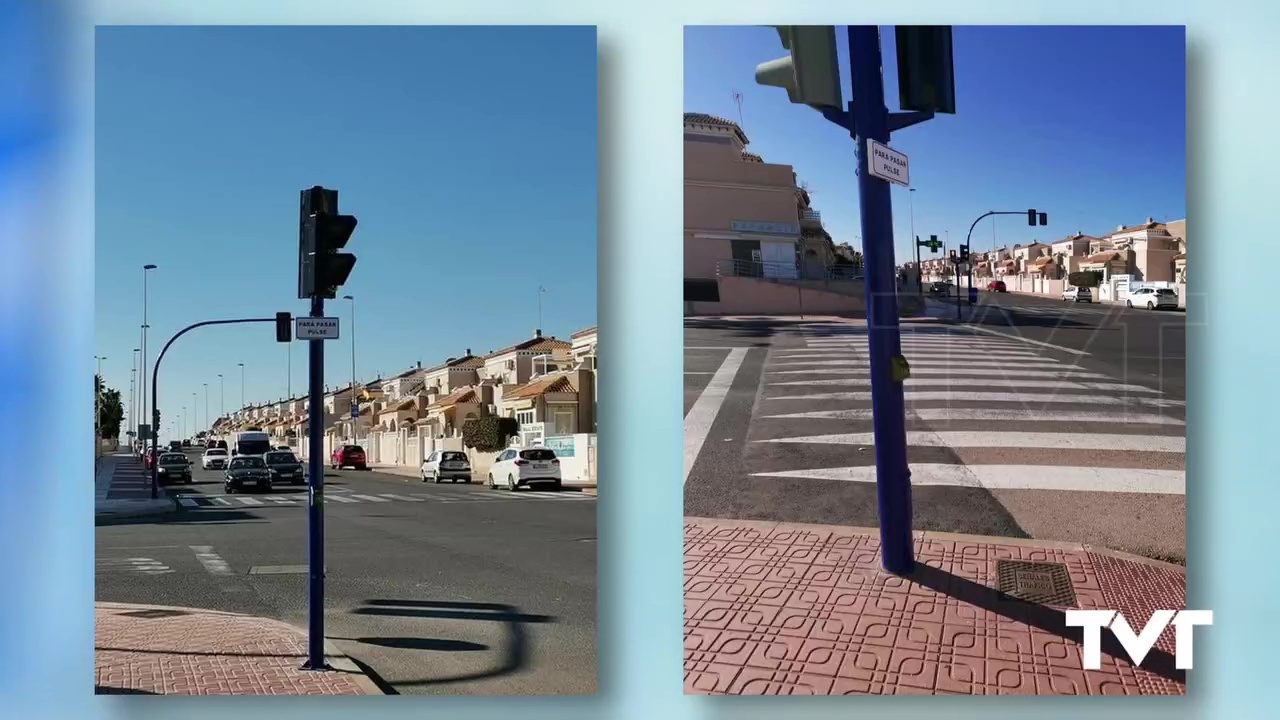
{"left": 1126, "top": 286, "right": 1179, "bottom": 310}
{"left": 487, "top": 446, "right": 562, "bottom": 491}
{"left": 1062, "top": 286, "right": 1092, "bottom": 302}
{"left": 201, "top": 447, "right": 229, "bottom": 470}
{"left": 421, "top": 450, "right": 472, "bottom": 483}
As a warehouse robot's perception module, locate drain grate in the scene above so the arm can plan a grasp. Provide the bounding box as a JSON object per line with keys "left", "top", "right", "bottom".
{"left": 995, "top": 560, "right": 1078, "bottom": 607}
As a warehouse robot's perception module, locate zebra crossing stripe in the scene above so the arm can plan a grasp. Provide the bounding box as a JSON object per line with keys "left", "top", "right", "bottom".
{"left": 178, "top": 497, "right": 200, "bottom": 508}
{"left": 327, "top": 494, "right": 360, "bottom": 503}
{"left": 210, "top": 497, "right": 232, "bottom": 506}
{"left": 348, "top": 494, "right": 391, "bottom": 502}
{"left": 766, "top": 390, "right": 1184, "bottom": 407}
{"left": 379, "top": 494, "right": 424, "bottom": 502}
{"left": 750, "top": 463, "right": 1185, "bottom": 495}
{"left": 756, "top": 431, "right": 1185, "bottom": 453}
{"left": 768, "top": 378, "right": 1161, "bottom": 394}
{"left": 263, "top": 496, "right": 300, "bottom": 503}
{"left": 190, "top": 545, "right": 233, "bottom": 575}
{"left": 236, "top": 497, "right": 264, "bottom": 505}
{"left": 769, "top": 367, "right": 1107, "bottom": 380}
{"left": 760, "top": 408, "right": 1185, "bottom": 425}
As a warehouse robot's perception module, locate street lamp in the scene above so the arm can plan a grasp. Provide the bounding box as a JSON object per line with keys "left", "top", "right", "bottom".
{"left": 218, "top": 373, "right": 225, "bottom": 419}
{"left": 140, "top": 264, "right": 157, "bottom": 451}
{"left": 908, "top": 188, "right": 920, "bottom": 293}
{"left": 203, "top": 382, "right": 209, "bottom": 436}
{"left": 343, "top": 295, "right": 357, "bottom": 441}
{"left": 238, "top": 362, "right": 245, "bottom": 411}
{"left": 129, "top": 348, "right": 139, "bottom": 446}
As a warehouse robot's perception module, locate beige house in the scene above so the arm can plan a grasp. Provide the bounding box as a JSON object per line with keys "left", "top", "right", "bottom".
{"left": 1051, "top": 233, "right": 1097, "bottom": 279}
{"left": 684, "top": 113, "right": 805, "bottom": 289}
{"left": 1166, "top": 219, "right": 1187, "bottom": 283}
{"left": 498, "top": 368, "right": 596, "bottom": 439}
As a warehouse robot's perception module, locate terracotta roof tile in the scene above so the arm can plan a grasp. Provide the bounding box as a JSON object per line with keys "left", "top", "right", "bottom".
{"left": 423, "top": 354, "right": 484, "bottom": 374}
{"left": 484, "top": 336, "right": 572, "bottom": 360}
{"left": 683, "top": 112, "right": 750, "bottom": 144}
{"left": 741, "top": 150, "right": 763, "bottom": 163}
{"left": 570, "top": 326, "right": 597, "bottom": 339}
{"left": 428, "top": 387, "right": 477, "bottom": 410}
{"left": 1084, "top": 251, "right": 1123, "bottom": 264}
{"left": 503, "top": 373, "right": 575, "bottom": 401}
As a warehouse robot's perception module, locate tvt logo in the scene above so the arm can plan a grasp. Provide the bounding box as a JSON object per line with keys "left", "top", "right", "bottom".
{"left": 1064, "top": 610, "right": 1213, "bottom": 670}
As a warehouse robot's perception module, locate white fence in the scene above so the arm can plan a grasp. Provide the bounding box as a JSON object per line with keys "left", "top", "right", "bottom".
{"left": 294, "top": 427, "right": 597, "bottom": 486}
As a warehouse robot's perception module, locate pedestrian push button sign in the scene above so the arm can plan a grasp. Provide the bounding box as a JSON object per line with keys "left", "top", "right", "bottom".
{"left": 867, "top": 138, "right": 909, "bottom": 187}
{"left": 295, "top": 317, "right": 340, "bottom": 340}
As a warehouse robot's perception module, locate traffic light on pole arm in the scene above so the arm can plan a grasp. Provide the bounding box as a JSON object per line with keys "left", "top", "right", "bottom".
{"left": 755, "top": 26, "right": 843, "bottom": 109}
{"left": 275, "top": 312, "right": 292, "bottom": 342}
{"left": 959, "top": 244, "right": 969, "bottom": 262}
{"left": 1027, "top": 209, "right": 1049, "bottom": 226}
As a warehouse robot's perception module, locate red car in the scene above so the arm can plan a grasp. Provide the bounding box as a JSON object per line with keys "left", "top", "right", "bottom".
{"left": 986, "top": 280, "right": 1007, "bottom": 292}
{"left": 330, "top": 444, "right": 368, "bottom": 471}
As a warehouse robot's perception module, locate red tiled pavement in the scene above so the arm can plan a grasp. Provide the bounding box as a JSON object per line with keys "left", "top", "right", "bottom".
{"left": 684, "top": 518, "right": 1188, "bottom": 696}
{"left": 95, "top": 602, "right": 382, "bottom": 695}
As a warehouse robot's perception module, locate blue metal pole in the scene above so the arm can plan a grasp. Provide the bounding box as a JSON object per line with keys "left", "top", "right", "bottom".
{"left": 305, "top": 294, "right": 327, "bottom": 670}
{"left": 847, "top": 25, "right": 914, "bottom": 574}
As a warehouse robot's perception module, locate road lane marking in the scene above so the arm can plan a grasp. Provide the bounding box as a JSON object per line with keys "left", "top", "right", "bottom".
{"left": 378, "top": 494, "right": 424, "bottom": 502}
{"left": 767, "top": 378, "right": 1162, "bottom": 393}
{"left": 190, "top": 545, "right": 234, "bottom": 575}
{"left": 756, "top": 431, "right": 1185, "bottom": 453}
{"left": 96, "top": 558, "right": 172, "bottom": 575}
{"left": 953, "top": 324, "right": 1090, "bottom": 356}
{"left": 349, "top": 493, "right": 391, "bottom": 502}
{"left": 761, "top": 408, "right": 1185, "bottom": 425}
{"left": 177, "top": 497, "right": 200, "bottom": 508}
{"left": 751, "top": 464, "right": 1185, "bottom": 494}
{"left": 765, "top": 391, "right": 1184, "bottom": 407}
{"left": 776, "top": 359, "right": 1077, "bottom": 370}
{"left": 326, "top": 494, "right": 360, "bottom": 503}
{"left": 684, "top": 347, "right": 749, "bottom": 486}
{"left": 264, "top": 496, "right": 301, "bottom": 503}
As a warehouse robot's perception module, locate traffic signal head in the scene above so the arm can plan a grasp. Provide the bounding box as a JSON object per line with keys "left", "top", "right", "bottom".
{"left": 959, "top": 244, "right": 969, "bottom": 261}
{"left": 1038, "top": 212, "right": 1048, "bottom": 226}
{"left": 308, "top": 213, "right": 358, "bottom": 299}
{"left": 275, "top": 312, "right": 292, "bottom": 342}
{"left": 756, "top": 26, "right": 843, "bottom": 109}
{"left": 896, "top": 26, "right": 957, "bottom": 114}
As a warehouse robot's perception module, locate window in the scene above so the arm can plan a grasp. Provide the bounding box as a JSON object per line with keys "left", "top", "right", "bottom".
{"left": 426, "top": 452, "right": 437, "bottom": 462}
{"left": 552, "top": 408, "right": 575, "bottom": 435}
{"left": 516, "top": 409, "right": 535, "bottom": 426}
{"left": 519, "top": 449, "right": 557, "bottom": 461}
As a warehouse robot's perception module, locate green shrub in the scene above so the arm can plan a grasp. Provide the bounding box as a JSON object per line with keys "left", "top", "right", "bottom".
{"left": 1067, "top": 271, "right": 1102, "bottom": 288}
{"left": 462, "top": 416, "right": 520, "bottom": 451}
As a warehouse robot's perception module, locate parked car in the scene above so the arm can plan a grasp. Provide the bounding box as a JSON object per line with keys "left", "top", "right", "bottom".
{"left": 156, "top": 452, "right": 192, "bottom": 485}
{"left": 928, "top": 281, "right": 953, "bottom": 295}
{"left": 986, "top": 280, "right": 1007, "bottom": 292}
{"left": 210, "top": 439, "right": 228, "bottom": 450}
{"left": 1126, "top": 286, "right": 1179, "bottom": 310}
{"left": 264, "top": 450, "right": 306, "bottom": 485}
{"left": 488, "top": 446, "right": 562, "bottom": 491}
{"left": 330, "top": 444, "right": 367, "bottom": 471}
{"left": 276, "top": 445, "right": 291, "bottom": 451}
{"left": 421, "top": 450, "right": 472, "bottom": 483}
{"left": 201, "top": 447, "right": 229, "bottom": 471}
{"left": 1062, "top": 286, "right": 1093, "bottom": 303}
{"left": 144, "top": 447, "right": 159, "bottom": 469}
{"left": 168, "top": 440, "right": 183, "bottom": 451}
{"left": 224, "top": 455, "right": 272, "bottom": 494}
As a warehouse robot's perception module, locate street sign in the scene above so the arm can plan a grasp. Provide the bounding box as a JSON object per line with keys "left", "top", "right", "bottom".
{"left": 295, "top": 317, "right": 340, "bottom": 340}
{"left": 867, "top": 138, "right": 910, "bottom": 187}
{"left": 350, "top": 406, "right": 358, "bottom": 419}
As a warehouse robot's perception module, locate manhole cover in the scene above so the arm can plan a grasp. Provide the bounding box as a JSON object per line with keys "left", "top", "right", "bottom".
{"left": 995, "top": 560, "right": 1077, "bottom": 607}
{"left": 119, "top": 609, "right": 190, "bottom": 619}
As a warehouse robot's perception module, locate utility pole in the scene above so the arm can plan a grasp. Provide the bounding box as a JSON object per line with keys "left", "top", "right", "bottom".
{"left": 756, "top": 24, "right": 955, "bottom": 574}
{"left": 298, "top": 185, "right": 358, "bottom": 671}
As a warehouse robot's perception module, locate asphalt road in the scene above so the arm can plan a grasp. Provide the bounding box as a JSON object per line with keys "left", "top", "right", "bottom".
{"left": 97, "top": 451, "right": 597, "bottom": 695}
{"left": 934, "top": 289, "right": 1187, "bottom": 400}
{"left": 683, "top": 315, "right": 1187, "bottom": 563}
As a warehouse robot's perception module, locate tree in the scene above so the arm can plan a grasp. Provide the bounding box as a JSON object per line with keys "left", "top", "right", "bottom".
{"left": 462, "top": 416, "right": 520, "bottom": 452}
{"left": 95, "top": 375, "right": 124, "bottom": 440}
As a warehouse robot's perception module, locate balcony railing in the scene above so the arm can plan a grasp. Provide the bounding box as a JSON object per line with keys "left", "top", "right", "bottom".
{"left": 800, "top": 209, "right": 822, "bottom": 224}
{"left": 716, "top": 258, "right": 864, "bottom": 282}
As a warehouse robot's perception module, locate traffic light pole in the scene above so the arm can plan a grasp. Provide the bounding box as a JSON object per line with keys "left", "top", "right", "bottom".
{"left": 304, "top": 293, "right": 328, "bottom": 671}
{"left": 818, "top": 26, "right": 929, "bottom": 574}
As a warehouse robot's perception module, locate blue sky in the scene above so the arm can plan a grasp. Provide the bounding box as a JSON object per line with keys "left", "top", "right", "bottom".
{"left": 95, "top": 26, "right": 597, "bottom": 440}
{"left": 685, "top": 25, "right": 1186, "bottom": 264}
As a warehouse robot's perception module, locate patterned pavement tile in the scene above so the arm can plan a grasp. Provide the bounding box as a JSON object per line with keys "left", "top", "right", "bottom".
{"left": 684, "top": 518, "right": 1187, "bottom": 696}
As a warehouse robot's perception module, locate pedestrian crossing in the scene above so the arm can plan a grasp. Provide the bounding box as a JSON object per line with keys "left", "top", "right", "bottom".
{"left": 750, "top": 324, "right": 1186, "bottom": 497}
{"left": 173, "top": 489, "right": 594, "bottom": 508}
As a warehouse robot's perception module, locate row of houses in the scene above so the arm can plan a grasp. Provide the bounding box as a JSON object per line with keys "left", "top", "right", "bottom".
{"left": 209, "top": 325, "right": 598, "bottom": 477}
{"left": 916, "top": 218, "right": 1187, "bottom": 299}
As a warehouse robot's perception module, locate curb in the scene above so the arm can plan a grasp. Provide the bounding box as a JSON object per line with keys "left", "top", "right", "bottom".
{"left": 94, "top": 498, "right": 180, "bottom": 521}
{"left": 684, "top": 516, "right": 1186, "bottom": 572}
{"left": 95, "top": 601, "right": 386, "bottom": 695}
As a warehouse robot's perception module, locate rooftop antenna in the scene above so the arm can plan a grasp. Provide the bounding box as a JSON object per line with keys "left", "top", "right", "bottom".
{"left": 732, "top": 90, "right": 744, "bottom": 128}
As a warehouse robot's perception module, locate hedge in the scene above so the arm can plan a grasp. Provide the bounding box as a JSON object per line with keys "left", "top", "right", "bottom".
{"left": 462, "top": 416, "right": 520, "bottom": 452}
{"left": 1067, "top": 271, "right": 1103, "bottom": 288}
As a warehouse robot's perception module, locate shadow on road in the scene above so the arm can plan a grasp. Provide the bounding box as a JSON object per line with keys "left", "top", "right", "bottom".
{"left": 906, "top": 563, "right": 1185, "bottom": 684}
{"left": 348, "top": 599, "right": 555, "bottom": 688}
{"left": 95, "top": 686, "right": 158, "bottom": 695}
{"left": 97, "top": 508, "right": 268, "bottom": 527}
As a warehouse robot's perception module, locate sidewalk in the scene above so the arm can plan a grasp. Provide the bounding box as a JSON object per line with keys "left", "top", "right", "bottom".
{"left": 95, "top": 602, "right": 383, "bottom": 695}
{"left": 95, "top": 453, "right": 178, "bottom": 520}
{"left": 684, "top": 517, "right": 1186, "bottom": 696}
{"left": 369, "top": 462, "right": 598, "bottom": 489}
